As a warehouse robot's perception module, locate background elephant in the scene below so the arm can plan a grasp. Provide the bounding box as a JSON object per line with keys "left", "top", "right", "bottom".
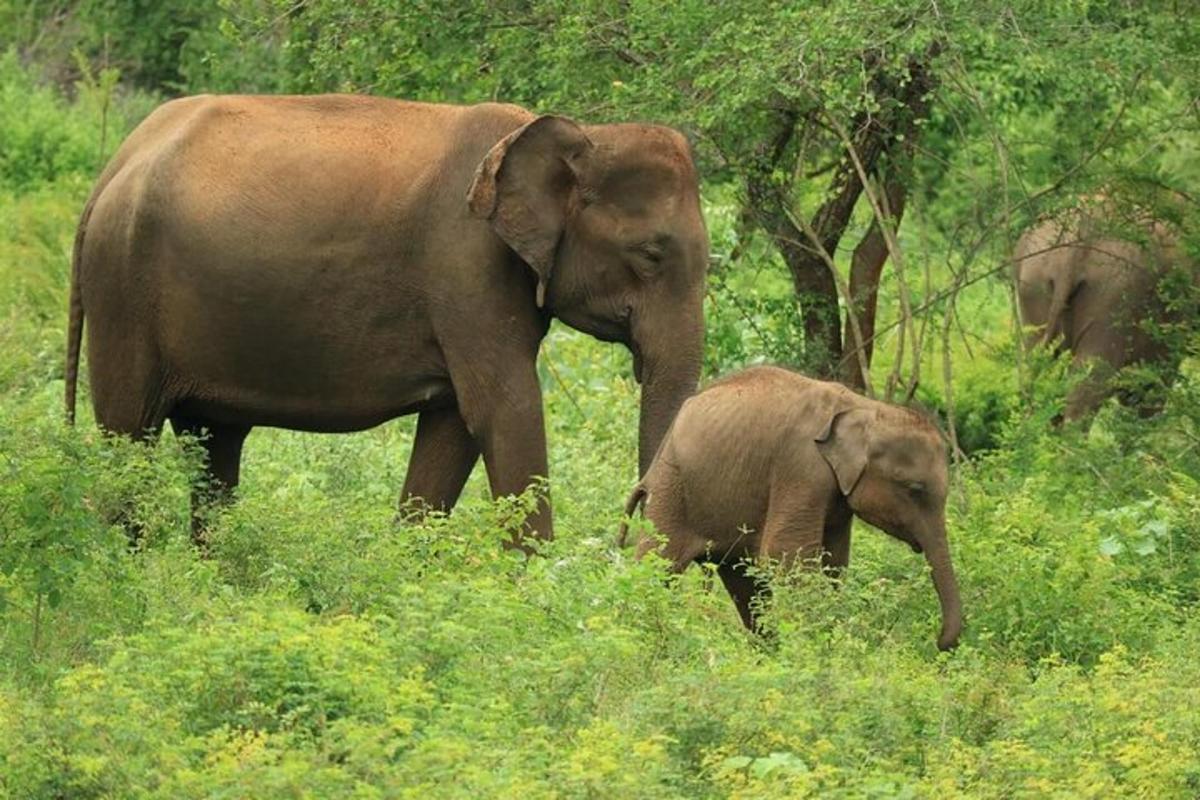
{"left": 619, "top": 366, "right": 962, "bottom": 651}
{"left": 1014, "top": 209, "right": 1191, "bottom": 420}
{"left": 65, "top": 95, "right": 709, "bottom": 546}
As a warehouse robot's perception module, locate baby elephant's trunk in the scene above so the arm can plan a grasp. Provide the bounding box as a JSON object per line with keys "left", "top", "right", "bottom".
{"left": 923, "top": 524, "right": 963, "bottom": 651}
{"left": 616, "top": 483, "right": 648, "bottom": 548}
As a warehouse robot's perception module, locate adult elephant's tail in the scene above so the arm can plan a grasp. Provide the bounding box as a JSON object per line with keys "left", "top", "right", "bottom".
{"left": 65, "top": 195, "right": 96, "bottom": 425}
{"left": 616, "top": 483, "right": 648, "bottom": 548}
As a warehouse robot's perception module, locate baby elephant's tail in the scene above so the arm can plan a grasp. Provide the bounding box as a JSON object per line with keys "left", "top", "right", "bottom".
{"left": 617, "top": 483, "right": 648, "bottom": 548}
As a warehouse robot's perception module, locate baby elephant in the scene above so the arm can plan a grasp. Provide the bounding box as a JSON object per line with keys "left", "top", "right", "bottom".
{"left": 618, "top": 366, "right": 962, "bottom": 651}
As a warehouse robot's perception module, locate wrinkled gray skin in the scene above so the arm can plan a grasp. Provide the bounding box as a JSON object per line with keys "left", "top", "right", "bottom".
{"left": 65, "top": 95, "right": 708, "bottom": 547}
{"left": 619, "top": 366, "right": 962, "bottom": 651}
{"left": 1014, "top": 214, "right": 1188, "bottom": 420}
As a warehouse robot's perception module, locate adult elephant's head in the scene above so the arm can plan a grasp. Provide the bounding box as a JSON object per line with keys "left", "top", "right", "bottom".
{"left": 469, "top": 115, "right": 709, "bottom": 474}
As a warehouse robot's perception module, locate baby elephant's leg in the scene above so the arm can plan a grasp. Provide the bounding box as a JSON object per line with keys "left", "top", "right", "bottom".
{"left": 717, "top": 491, "right": 826, "bottom": 633}
{"left": 635, "top": 512, "right": 707, "bottom": 573}
{"left": 631, "top": 464, "right": 710, "bottom": 572}
{"left": 634, "top": 486, "right": 707, "bottom": 573}
{"left": 759, "top": 488, "right": 828, "bottom": 570}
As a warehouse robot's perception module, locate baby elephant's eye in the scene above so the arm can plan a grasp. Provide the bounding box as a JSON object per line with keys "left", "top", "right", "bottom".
{"left": 906, "top": 481, "right": 926, "bottom": 494}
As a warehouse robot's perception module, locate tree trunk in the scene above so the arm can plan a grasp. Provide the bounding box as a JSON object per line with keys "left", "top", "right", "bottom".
{"left": 777, "top": 231, "right": 844, "bottom": 375}
{"left": 841, "top": 177, "right": 908, "bottom": 389}
{"left": 746, "top": 109, "right": 889, "bottom": 378}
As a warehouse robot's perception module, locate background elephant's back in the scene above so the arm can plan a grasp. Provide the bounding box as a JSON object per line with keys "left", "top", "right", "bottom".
{"left": 75, "top": 95, "right": 536, "bottom": 432}
{"left": 1014, "top": 219, "right": 1082, "bottom": 294}
{"left": 1014, "top": 219, "right": 1101, "bottom": 335}
{"left": 1013, "top": 218, "right": 1074, "bottom": 279}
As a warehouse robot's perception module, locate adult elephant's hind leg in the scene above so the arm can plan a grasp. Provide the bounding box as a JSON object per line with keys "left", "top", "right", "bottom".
{"left": 170, "top": 415, "right": 250, "bottom": 548}
{"left": 398, "top": 407, "right": 480, "bottom": 520}
{"left": 90, "top": 357, "right": 169, "bottom": 443}
{"left": 717, "top": 560, "right": 769, "bottom": 633}
{"left": 90, "top": 360, "right": 170, "bottom": 547}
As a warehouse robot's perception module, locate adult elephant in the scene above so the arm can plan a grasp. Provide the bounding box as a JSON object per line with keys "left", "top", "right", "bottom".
{"left": 64, "top": 95, "right": 709, "bottom": 546}
{"left": 1014, "top": 209, "right": 1190, "bottom": 421}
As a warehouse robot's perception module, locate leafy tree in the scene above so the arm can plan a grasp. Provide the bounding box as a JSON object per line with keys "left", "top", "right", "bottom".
{"left": 0, "top": 0, "right": 228, "bottom": 91}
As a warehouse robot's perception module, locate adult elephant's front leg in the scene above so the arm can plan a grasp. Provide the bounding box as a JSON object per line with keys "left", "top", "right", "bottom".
{"left": 466, "top": 368, "right": 553, "bottom": 550}
{"left": 399, "top": 407, "right": 480, "bottom": 519}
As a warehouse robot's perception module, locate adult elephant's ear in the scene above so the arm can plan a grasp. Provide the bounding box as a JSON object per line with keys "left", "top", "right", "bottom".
{"left": 467, "top": 115, "right": 593, "bottom": 308}
{"left": 815, "top": 407, "right": 872, "bottom": 496}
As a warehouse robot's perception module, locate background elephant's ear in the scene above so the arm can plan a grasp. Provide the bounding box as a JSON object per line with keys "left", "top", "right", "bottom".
{"left": 467, "top": 115, "right": 593, "bottom": 308}
{"left": 814, "top": 407, "right": 872, "bottom": 496}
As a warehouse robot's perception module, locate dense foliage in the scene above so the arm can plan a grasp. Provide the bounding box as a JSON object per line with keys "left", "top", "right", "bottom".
{"left": 1, "top": 2, "right": 1199, "bottom": 796}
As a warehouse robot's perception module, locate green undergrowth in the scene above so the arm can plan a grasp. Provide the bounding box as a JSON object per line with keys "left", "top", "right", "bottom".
{"left": 2, "top": 397, "right": 1200, "bottom": 797}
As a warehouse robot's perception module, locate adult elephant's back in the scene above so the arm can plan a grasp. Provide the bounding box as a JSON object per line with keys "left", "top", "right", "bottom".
{"left": 69, "top": 95, "right": 531, "bottom": 434}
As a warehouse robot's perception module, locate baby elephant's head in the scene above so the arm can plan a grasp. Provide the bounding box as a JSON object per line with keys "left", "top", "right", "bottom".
{"left": 815, "top": 406, "right": 962, "bottom": 651}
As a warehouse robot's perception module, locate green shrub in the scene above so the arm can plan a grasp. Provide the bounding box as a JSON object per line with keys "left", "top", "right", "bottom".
{"left": 0, "top": 52, "right": 111, "bottom": 190}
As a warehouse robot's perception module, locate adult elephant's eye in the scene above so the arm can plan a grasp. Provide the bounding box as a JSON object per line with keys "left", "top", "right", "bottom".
{"left": 906, "top": 481, "right": 926, "bottom": 495}
{"left": 638, "top": 244, "right": 663, "bottom": 265}
{"left": 628, "top": 242, "right": 665, "bottom": 278}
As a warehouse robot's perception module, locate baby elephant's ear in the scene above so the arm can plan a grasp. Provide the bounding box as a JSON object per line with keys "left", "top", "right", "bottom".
{"left": 815, "top": 408, "right": 871, "bottom": 496}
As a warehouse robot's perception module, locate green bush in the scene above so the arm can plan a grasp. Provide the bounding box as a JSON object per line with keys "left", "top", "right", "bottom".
{"left": 2, "top": 312, "right": 1198, "bottom": 796}
{"left": 0, "top": 51, "right": 132, "bottom": 190}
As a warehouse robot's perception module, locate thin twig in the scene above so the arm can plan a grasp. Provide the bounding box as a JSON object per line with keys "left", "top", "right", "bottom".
{"left": 940, "top": 275, "right": 964, "bottom": 465}
{"left": 541, "top": 349, "right": 586, "bottom": 421}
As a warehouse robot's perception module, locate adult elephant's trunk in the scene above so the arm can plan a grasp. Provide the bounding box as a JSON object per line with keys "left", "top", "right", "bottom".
{"left": 922, "top": 522, "right": 962, "bottom": 651}
{"left": 634, "top": 308, "right": 703, "bottom": 476}
{"left": 1040, "top": 276, "right": 1075, "bottom": 351}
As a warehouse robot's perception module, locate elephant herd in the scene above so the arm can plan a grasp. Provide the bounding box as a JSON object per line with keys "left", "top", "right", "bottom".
{"left": 63, "top": 96, "right": 1194, "bottom": 652}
